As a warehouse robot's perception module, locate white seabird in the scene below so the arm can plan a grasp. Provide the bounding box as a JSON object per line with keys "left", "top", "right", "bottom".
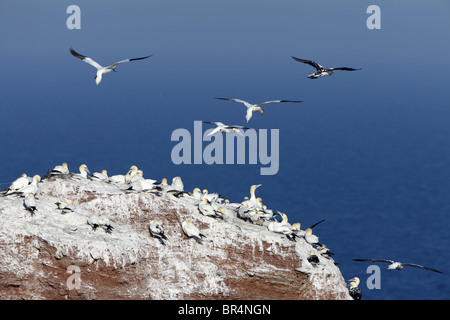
{"left": 23, "top": 193, "right": 37, "bottom": 216}
{"left": 291, "top": 56, "right": 361, "bottom": 79}
{"left": 203, "top": 121, "right": 250, "bottom": 136}
{"left": 73, "top": 164, "right": 90, "bottom": 179}
{"left": 215, "top": 97, "right": 302, "bottom": 123}
{"left": 353, "top": 259, "right": 442, "bottom": 274}
{"left": 91, "top": 169, "right": 108, "bottom": 181}
{"left": 242, "top": 184, "right": 262, "bottom": 208}
{"left": 307, "top": 250, "right": 320, "bottom": 267}
{"left": 87, "top": 213, "right": 113, "bottom": 234}
{"left": 149, "top": 219, "right": 168, "bottom": 245}
{"left": 198, "top": 198, "right": 223, "bottom": 219}
{"left": 5, "top": 174, "right": 30, "bottom": 195}
{"left": 347, "top": 277, "right": 362, "bottom": 300}
{"left": 70, "top": 48, "right": 152, "bottom": 85}
{"left": 16, "top": 175, "right": 41, "bottom": 197}
{"left": 181, "top": 220, "right": 207, "bottom": 244}
{"left": 56, "top": 199, "right": 75, "bottom": 214}
{"left": 50, "top": 162, "right": 69, "bottom": 176}
{"left": 304, "top": 228, "right": 320, "bottom": 245}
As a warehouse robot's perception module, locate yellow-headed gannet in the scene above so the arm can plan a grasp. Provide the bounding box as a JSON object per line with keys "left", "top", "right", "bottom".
{"left": 23, "top": 193, "right": 37, "bottom": 216}
{"left": 125, "top": 165, "right": 139, "bottom": 183}
{"left": 316, "top": 243, "right": 334, "bottom": 259}
{"left": 73, "top": 164, "right": 90, "bottom": 179}
{"left": 149, "top": 219, "right": 168, "bottom": 245}
{"left": 181, "top": 220, "right": 207, "bottom": 244}
{"left": 202, "top": 189, "right": 221, "bottom": 203}
{"left": 291, "top": 56, "right": 361, "bottom": 79}
{"left": 91, "top": 169, "right": 108, "bottom": 181}
{"left": 242, "top": 184, "right": 262, "bottom": 208}
{"left": 198, "top": 198, "right": 223, "bottom": 219}
{"left": 69, "top": 48, "right": 152, "bottom": 85}
{"left": 353, "top": 259, "right": 442, "bottom": 273}
{"left": 305, "top": 228, "right": 320, "bottom": 245}
{"left": 215, "top": 98, "right": 302, "bottom": 123}
{"left": 192, "top": 188, "right": 203, "bottom": 201}
{"left": 203, "top": 121, "right": 250, "bottom": 136}
{"left": 56, "top": 199, "right": 75, "bottom": 214}
{"left": 347, "top": 277, "right": 362, "bottom": 300}
{"left": 5, "top": 174, "right": 30, "bottom": 195}
{"left": 17, "top": 175, "right": 41, "bottom": 197}
{"left": 50, "top": 162, "right": 69, "bottom": 176}
{"left": 307, "top": 250, "right": 320, "bottom": 267}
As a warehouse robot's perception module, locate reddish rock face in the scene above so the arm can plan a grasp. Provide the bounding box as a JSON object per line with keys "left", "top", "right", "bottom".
{"left": 0, "top": 177, "right": 351, "bottom": 300}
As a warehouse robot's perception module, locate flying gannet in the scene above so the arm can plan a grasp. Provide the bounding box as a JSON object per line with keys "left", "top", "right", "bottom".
{"left": 215, "top": 98, "right": 302, "bottom": 123}
{"left": 70, "top": 48, "right": 152, "bottom": 85}
{"left": 181, "top": 220, "right": 207, "bottom": 244}
{"left": 291, "top": 56, "right": 361, "bottom": 79}
{"left": 203, "top": 121, "right": 250, "bottom": 136}
{"left": 347, "top": 277, "right": 362, "bottom": 300}
{"left": 353, "top": 259, "right": 442, "bottom": 273}
{"left": 149, "top": 220, "right": 168, "bottom": 245}
{"left": 23, "top": 193, "right": 37, "bottom": 216}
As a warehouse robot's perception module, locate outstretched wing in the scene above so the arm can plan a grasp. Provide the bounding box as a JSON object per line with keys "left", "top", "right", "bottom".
{"left": 330, "top": 67, "right": 362, "bottom": 71}
{"left": 109, "top": 55, "right": 152, "bottom": 69}
{"left": 258, "top": 100, "right": 302, "bottom": 107}
{"left": 70, "top": 48, "right": 103, "bottom": 70}
{"left": 353, "top": 259, "right": 394, "bottom": 264}
{"left": 401, "top": 263, "right": 442, "bottom": 274}
{"left": 291, "top": 56, "right": 324, "bottom": 71}
{"left": 309, "top": 219, "right": 326, "bottom": 229}
{"left": 215, "top": 97, "right": 253, "bottom": 108}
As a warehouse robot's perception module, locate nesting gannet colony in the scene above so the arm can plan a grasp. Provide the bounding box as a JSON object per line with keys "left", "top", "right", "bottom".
{"left": 0, "top": 164, "right": 351, "bottom": 300}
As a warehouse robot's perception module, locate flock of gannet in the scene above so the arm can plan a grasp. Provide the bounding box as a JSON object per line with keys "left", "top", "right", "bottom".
{"left": 1, "top": 47, "right": 441, "bottom": 300}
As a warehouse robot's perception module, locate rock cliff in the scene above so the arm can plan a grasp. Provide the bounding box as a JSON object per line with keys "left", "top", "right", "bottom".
{"left": 0, "top": 174, "right": 351, "bottom": 300}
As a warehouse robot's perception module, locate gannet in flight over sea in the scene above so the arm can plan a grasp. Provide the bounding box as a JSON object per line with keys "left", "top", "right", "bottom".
{"left": 215, "top": 98, "right": 302, "bottom": 123}
{"left": 149, "top": 220, "right": 168, "bottom": 245}
{"left": 181, "top": 220, "right": 207, "bottom": 244}
{"left": 347, "top": 277, "right": 362, "bottom": 300}
{"left": 70, "top": 48, "right": 152, "bottom": 85}
{"left": 353, "top": 259, "right": 442, "bottom": 273}
{"left": 203, "top": 121, "right": 250, "bottom": 136}
{"left": 291, "top": 56, "right": 361, "bottom": 79}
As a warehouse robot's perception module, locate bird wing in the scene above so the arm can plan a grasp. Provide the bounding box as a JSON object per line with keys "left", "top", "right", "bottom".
{"left": 330, "top": 67, "right": 362, "bottom": 71}
{"left": 108, "top": 55, "right": 152, "bottom": 69}
{"left": 401, "top": 263, "right": 443, "bottom": 274}
{"left": 215, "top": 98, "right": 253, "bottom": 108}
{"left": 309, "top": 219, "right": 326, "bottom": 229}
{"left": 291, "top": 56, "right": 324, "bottom": 71}
{"left": 203, "top": 121, "right": 224, "bottom": 127}
{"left": 353, "top": 259, "right": 394, "bottom": 264}
{"left": 258, "top": 100, "right": 302, "bottom": 107}
{"left": 70, "top": 48, "right": 103, "bottom": 70}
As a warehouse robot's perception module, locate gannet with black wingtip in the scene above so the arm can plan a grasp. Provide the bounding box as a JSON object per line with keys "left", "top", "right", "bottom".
{"left": 198, "top": 198, "right": 223, "bottom": 219}
{"left": 69, "top": 48, "right": 152, "bottom": 85}
{"left": 17, "top": 175, "right": 41, "bottom": 197}
{"left": 149, "top": 219, "right": 168, "bottom": 245}
{"left": 347, "top": 277, "right": 362, "bottom": 300}
{"left": 23, "top": 193, "right": 37, "bottom": 216}
{"left": 50, "top": 162, "right": 69, "bottom": 176}
{"left": 305, "top": 228, "right": 320, "bottom": 246}
{"left": 307, "top": 250, "right": 320, "bottom": 267}
{"left": 353, "top": 259, "right": 442, "bottom": 273}
{"left": 5, "top": 174, "right": 30, "bottom": 195}
{"left": 73, "top": 164, "right": 90, "bottom": 179}
{"left": 56, "top": 199, "right": 75, "bottom": 214}
{"left": 181, "top": 220, "right": 207, "bottom": 244}
{"left": 87, "top": 213, "right": 100, "bottom": 231}
{"left": 291, "top": 56, "right": 361, "bottom": 79}
{"left": 267, "top": 212, "right": 296, "bottom": 241}
{"left": 203, "top": 121, "right": 250, "bottom": 136}
{"left": 98, "top": 213, "right": 114, "bottom": 234}
{"left": 91, "top": 169, "right": 108, "bottom": 182}
{"left": 215, "top": 98, "right": 302, "bottom": 123}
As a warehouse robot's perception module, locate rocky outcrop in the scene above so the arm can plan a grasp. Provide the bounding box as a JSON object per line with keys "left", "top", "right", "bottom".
{"left": 0, "top": 175, "right": 351, "bottom": 300}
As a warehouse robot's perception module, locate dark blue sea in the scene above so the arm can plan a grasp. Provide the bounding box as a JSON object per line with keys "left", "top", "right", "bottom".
{"left": 1, "top": 1, "right": 449, "bottom": 300}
